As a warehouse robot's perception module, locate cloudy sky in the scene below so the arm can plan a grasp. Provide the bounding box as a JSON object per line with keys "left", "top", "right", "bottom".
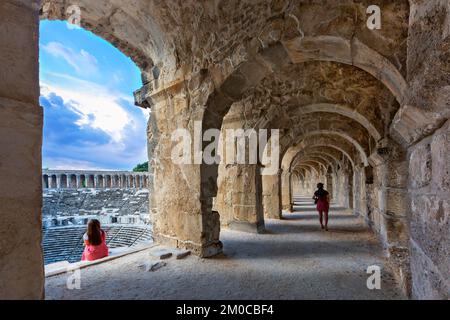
{"left": 40, "top": 20, "right": 148, "bottom": 170}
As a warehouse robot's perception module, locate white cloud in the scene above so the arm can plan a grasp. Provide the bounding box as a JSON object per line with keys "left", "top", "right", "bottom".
{"left": 41, "top": 41, "right": 99, "bottom": 75}
{"left": 43, "top": 158, "right": 108, "bottom": 171}
{"left": 41, "top": 86, "right": 149, "bottom": 170}
{"left": 41, "top": 75, "right": 134, "bottom": 143}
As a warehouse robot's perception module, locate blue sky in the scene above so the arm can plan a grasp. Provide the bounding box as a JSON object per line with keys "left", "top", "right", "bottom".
{"left": 40, "top": 20, "right": 148, "bottom": 170}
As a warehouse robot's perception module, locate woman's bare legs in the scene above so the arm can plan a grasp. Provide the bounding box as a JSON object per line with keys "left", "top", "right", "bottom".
{"left": 324, "top": 209, "right": 329, "bottom": 231}
{"left": 318, "top": 210, "right": 324, "bottom": 229}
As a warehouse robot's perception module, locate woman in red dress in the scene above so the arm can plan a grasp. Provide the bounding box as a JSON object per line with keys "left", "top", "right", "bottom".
{"left": 313, "top": 183, "right": 331, "bottom": 231}
{"left": 81, "top": 219, "right": 109, "bottom": 261}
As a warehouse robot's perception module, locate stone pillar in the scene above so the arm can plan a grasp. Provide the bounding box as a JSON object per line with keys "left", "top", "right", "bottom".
{"left": 326, "top": 169, "right": 333, "bottom": 200}
{"left": 56, "top": 174, "right": 62, "bottom": 189}
{"left": 0, "top": 0, "right": 44, "bottom": 299}
{"left": 138, "top": 76, "right": 223, "bottom": 258}
{"left": 97, "top": 175, "right": 104, "bottom": 188}
{"left": 353, "top": 164, "right": 367, "bottom": 216}
{"left": 76, "top": 174, "right": 82, "bottom": 188}
{"left": 216, "top": 164, "right": 265, "bottom": 233}
{"left": 407, "top": 120, "right": 450, "bottom": 299}
{"left": 281, "top": 170, "right": 293, "bottom": 212}
{"left": 42, "top": 176, "right": 48, "bottom": 189}
{"left": 262, "top": 169, "right": 282, "bottom": 219}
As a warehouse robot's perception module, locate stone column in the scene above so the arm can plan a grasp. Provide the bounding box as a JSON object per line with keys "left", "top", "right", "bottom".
{"left": 55, "top": 174, "right": 60, "bottom": 189}
{"left": 143, "top": 175, "right": 148, "bottom": 188}
{"left": 352, "top": 164, "right": 367, "bottom": 217}
{"left": 216, "top": 164, "right": 265, "bottom": 233}
{"left": 76, "top": 174, "right": 82, "bottom": 188}
{"left": 0, "top": 0, "right": 44, "bottom": 299}
{"left": 281, "top": 170, "right": 293, "bottom": 212}
{"left": 262, "top": 169, "right": 282, "bottom": 219}
{"left": 138, "top": 75, "right": 222, "bottom": 257}
{"left": 326, "top": 170, "right": 333, "bottom": 200}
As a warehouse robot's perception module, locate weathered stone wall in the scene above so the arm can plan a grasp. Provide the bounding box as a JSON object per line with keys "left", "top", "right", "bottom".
{"left": 0, "top": 0, "right": 44, "bottom": 299}
{"left": 409, "top": 120, "right": 450, "bottom": 299}
{"left": 216, "top": 164, "right": 264, "bottom": 233}
{"left": 262, "top": 172, "right": 282, "bottom": 219}
{"left": 398, "top": 0, "right": 450, "bottom": 299}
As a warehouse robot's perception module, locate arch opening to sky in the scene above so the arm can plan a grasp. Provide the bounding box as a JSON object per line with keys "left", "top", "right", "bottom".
{"left": 39, "top": 20, "right": 148, "bottom": 171}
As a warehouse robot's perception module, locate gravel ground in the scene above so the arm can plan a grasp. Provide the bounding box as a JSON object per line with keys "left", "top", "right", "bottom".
{"left": 45, "top": 197, "right": 406, "bottom": 300}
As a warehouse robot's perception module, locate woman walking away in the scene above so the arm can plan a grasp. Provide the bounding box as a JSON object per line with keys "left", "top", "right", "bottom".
{"left": 81, "top": 219, "right": 109, "bottom": 261}
{"left": 312, "top": 183, "right": 330, "bottom": 231}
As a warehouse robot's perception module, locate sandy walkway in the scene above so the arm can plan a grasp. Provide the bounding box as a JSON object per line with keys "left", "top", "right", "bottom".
{"left": 45, "top": 197, "right": 405, "bottom": 299}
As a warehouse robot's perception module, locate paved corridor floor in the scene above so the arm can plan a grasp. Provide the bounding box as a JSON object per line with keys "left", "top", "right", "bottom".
{"left": 45, "top": 197, "right": 405, "bottom": 299}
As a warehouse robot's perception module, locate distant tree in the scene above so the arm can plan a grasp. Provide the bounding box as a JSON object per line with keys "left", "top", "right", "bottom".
{"left": 133, "top": 161, "right": 148, "bottom": 172}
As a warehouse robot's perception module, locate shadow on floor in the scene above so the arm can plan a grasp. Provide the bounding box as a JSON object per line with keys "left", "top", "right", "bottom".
{"left": 219, "top": 237, "right": 376, "bottom": 260}
{"left": 266, "top": 221, "right": 369, "bottom": 235}
{"left": 284, "top": 213, "right": 358, "bottom": 220}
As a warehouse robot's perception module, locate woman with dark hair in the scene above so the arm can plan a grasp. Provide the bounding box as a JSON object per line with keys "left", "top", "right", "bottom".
{"left": 313, "top": 183, "right": 331, "bottom": 231}
{"left": 81, "top": 219, "right": 109, "bottom": 261}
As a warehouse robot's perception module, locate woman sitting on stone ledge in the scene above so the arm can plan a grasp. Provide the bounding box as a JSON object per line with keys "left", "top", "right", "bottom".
{"left": 81, "top": 219, "right": 109, "bottom": 261}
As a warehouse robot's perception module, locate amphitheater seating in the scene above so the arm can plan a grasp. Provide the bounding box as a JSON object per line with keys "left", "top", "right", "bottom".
{"left": 42, "top": 224, "right": 152, "bottom": 265}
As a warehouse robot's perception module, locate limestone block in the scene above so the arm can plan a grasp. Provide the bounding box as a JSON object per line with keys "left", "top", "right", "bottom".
{"left": 409, "top": 142, "right": 432, "bottom": 189}
{"left": 390, "top": 105, "right": 445, "bottom": 147}
{"left": 386, "top": 189, "right": 408, "bottom": 217}
{"left": 410, "top": 240, "right": 449, "bottom": 299}
{"left": 431, "top": 121, "right": 450, "bottom": 191}
{"left": 233, "top": 205, "right": 257, "bottom": 224}
{"left": 0, "top": 98, "right": 43, "bottom": 299}
{"left": 387, "top": 160, "right": 408, "bottom": 188}
{"left": 149, "top": 248, "right": 173, "bottom": 260}
{"left": 411, "top": 195, "right": 450, "bottom": 281}
{"left": 263, "top": 174, "right": 281, "bottom": 219}
{"left": 174, "top": 249, "right": 191, "bottom": 260}
{"left": 0, "top": 1, "right": 39, "bottom": 103}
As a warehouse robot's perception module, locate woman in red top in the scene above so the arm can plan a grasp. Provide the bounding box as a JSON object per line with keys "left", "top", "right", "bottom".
{"left": 313, "top": 183, "right": 331, "bottom": 231}
{"left": 81, "top": 219, "right": 109, "bottom": 261}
